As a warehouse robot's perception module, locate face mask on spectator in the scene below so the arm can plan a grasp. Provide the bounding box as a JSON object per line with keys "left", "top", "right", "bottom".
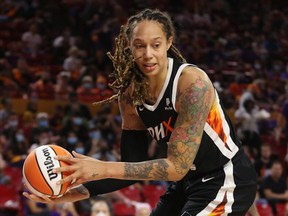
{"left": 9, "top": 120, "right": 18, "bottom": 128}
{"left": 89, "top": 130, "right": 101, "bottom": 140}
{"left": 96, "top": 83, "right": 106, "bottom": 90}
{"left": 67, "top": 137, "right": 78, "bottom": 145}
{"left": 83, "top": 82, "right": 92, "bottom": 89}
{"left": 75, "top": 147, "right": 85, "bottom": 154}
{"left": 16, "top": 134, "right": 24, "bottom": 142}
{"left": 38, "top": 120, "right": 49, "bottom": 128}
{"left": 73, "top": 117, "right": 83, "bottom": 125}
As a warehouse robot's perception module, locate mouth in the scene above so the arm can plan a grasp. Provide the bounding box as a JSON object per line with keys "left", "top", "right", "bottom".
{"left": 143, "top": 63, "right": 157, "bottom": 72}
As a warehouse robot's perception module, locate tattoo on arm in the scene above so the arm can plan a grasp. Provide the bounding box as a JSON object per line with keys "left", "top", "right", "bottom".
{"left": 74, "top": 185, "right": 89, "bottom": 196}
{"left": 169, "top": 76, "right": 212, "bottom": 175}
{"left": 124, "top": 159, "right": 169, "bottom": 180}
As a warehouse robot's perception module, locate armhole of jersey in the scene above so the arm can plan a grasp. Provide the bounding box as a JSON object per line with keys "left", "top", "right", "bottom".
{"left": 171, "top": 63, "right": 193, "bottom": 112}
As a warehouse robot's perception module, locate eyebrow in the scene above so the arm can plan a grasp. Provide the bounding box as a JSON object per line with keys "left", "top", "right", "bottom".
{"left": 133, "top": 37, "right": 163, "bottom": 42}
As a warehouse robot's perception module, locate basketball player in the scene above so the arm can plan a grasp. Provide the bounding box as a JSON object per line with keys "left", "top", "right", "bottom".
{"left": 24, "top": 9, "right": 258, "bottom": 215}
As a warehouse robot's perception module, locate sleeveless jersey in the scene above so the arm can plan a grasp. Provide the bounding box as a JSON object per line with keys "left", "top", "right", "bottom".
{"left": 136, "top": 57, "right": 241, "bottom": 179}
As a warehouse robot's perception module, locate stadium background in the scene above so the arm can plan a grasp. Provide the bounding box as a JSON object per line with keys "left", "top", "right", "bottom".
{"left": 1, "top": 0, "right": 288, "bottom": 215}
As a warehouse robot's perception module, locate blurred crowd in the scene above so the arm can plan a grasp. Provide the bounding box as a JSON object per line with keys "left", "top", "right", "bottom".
{"left": 1, "top": 0, "right": 288, "bottom": 215}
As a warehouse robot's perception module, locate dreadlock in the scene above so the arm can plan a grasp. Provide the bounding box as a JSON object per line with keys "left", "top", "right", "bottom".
{"left": 93, "top": 8, "right": 186, "bottom": 106}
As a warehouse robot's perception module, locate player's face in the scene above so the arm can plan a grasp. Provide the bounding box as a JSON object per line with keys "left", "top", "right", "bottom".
{"left": 129, "top": 20, "right": 172, "bottom": 79}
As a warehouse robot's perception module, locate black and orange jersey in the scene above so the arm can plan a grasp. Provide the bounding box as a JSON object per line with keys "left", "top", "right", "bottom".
{"left": 136, "top": 57, "right": 241, "bottom": 178}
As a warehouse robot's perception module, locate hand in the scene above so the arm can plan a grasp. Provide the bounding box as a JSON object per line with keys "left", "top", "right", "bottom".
{"left": 53, "top": 151, "right": 105, "bottom": 188}
{"left": 22, "top": 191, "right": 53, "bottom": 204}
{"left": 23, "top": 184, "right": 90, "bottom": 204}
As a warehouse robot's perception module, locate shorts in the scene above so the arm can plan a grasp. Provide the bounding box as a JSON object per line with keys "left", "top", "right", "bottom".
{"left": 150, "top": 151, "right": 257, "bottom": 216}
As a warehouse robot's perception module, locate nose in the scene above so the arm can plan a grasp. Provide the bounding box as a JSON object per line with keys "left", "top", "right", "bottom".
{"left": 143, "top": 46, "right": 153, "bottom": 59}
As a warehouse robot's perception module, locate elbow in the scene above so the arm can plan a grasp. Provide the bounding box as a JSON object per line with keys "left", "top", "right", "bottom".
{"left": 167, "top": 162, "right": 189, "bottom": 181}
{"left": 172, "top": 175, "right": 184, "bottom": 181}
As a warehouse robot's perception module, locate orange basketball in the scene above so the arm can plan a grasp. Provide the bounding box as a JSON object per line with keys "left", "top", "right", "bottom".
{"left": 23, "top": 144, "right": 72, "bottom": 198}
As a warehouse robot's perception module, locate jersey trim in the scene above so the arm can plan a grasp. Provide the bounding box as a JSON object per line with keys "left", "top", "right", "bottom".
{"left": 196, "top": 160, "right": 235, "bottom": 215}
{"left": 171, "top": 63, "right": 192, "bottom": 112}
{"left": 142, "top": 57, "right": 174, "bottom": 111}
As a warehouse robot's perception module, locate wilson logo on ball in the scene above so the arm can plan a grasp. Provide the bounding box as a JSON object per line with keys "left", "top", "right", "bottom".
{"left": 42, "top": 147, "right": 58, "bottom": 181}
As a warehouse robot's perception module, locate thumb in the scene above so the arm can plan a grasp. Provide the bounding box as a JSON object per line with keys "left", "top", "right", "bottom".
{"left": 72, "top": 151, "right": 86, "bottom": 158}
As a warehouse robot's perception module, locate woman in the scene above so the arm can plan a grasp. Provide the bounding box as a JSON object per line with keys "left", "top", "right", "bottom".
{"left": 24, "top": 9, "right": 257, "bottom": 215}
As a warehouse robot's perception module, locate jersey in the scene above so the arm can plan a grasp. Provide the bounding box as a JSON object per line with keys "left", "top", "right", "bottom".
{"left": 136, "top": 57, "right": 241, "bottom": 179}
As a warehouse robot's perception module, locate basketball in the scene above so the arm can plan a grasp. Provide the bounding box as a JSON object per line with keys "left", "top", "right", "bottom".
{"left": 23, "top": 144, "right": 72, "bottom": 198}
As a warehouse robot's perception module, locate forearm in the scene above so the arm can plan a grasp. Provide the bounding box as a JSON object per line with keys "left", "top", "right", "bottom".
{"left": 264, "top": 190, "right": 288, "bottom": 200}
{"left": 103, "top": 158, "right": 183, "bottom": 181}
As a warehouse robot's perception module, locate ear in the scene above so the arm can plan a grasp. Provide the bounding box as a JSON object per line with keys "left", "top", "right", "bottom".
{"left": 167, "top": 36, "right": 173, "bottom": 51}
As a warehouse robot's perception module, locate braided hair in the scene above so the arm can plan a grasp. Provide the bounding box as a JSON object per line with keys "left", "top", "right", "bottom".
{"left": 93, "top": 8, "right": 186, "bottom": 106}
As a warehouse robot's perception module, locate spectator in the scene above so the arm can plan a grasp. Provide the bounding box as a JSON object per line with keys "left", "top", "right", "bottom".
{"left": 0, "top": 59, "right": 20, "bottom": 97}
{"left": 50, "top": 105, "right": 65, "bottom": 132}
{"left": 76, "top": 75, "right": 98, "bottom": 103}
{"left": 11, "top": 58, "right": 34, "bottom": 95}
{"left": 29, "top": 71, "right": 55, "bottom": 100}
{"left": 90, "top": 197, "right": 113, "bottom": 216}
{"left": 29, "top": 112, "right": 53, "bottom": 145}
{"left": 63, "top": 46, "right": 82, "bottom": 73}
{"left": 10, "top": 128, "right": 29, "bottom": 156}
{"left": 22, "top": 99, "right": 38, "bottom": 128}
{"left": 261, "top": 161, "right": 288, "bottom": 215}
{"left": 0, "top": 153, "right": 10, "bottom": 185}
{"left": 52, "top": 28, "right": 77, "bottom": 64}
{"left": 0, "top": 97, "right": 13, "bottom": 130}
{"left": 94, "top": 73, "right": 113, "bottom": 102}
{"left": 64, "top": 92, "right": 92, "bottom": 119}
{"left": 2, "top": 112, "right": 21, "bottom": 138}
{"left": 91, "top": 138, "right": 117, "bottom": 162}
{"left": 61, "top": 109, "right": 89, "bottom": 139}
{"left": 54, "top": 71, "right": 74, "bottom": 101}
{"left": 254, "top": 143, "right": 279, "bottom": 184}
{"left": 21, "top": 23, "right": 42, "bottom": 57}
{"left": 235, "top": 98, "right": 271, "bottom": 157}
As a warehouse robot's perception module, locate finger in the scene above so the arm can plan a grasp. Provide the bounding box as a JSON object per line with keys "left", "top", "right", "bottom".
{"left": 53, "top": 164, "right": 77, "bottom": 174}
{"left": 54, "top": 155, "right": 74, "bottom": 163}
{"left": 57, "top": 174, "right": 76, "bottom": 185}
{"left": 23, "top": 192, "right": 51, "bottom": 203}
{"left": 72, "top": 151, "right": 86, "bottom": 158}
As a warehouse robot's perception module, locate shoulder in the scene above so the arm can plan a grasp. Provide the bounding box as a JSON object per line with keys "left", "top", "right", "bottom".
{"left": 177, "top": 65, "right": 214, "bottom": 93}
{"left": 174, "top": 65, "right": 215, "bottom": 111}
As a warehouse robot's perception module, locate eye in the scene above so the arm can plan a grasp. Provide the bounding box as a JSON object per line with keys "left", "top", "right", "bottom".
{"left": 153, "top": 43, "right": 160, "bottom": 48}
{"left": 135, "top": 44, "right": 143, "bottom": 49}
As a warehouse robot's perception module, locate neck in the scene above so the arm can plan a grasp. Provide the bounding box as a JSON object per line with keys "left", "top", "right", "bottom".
{"left": 147, "top": 58, "right": 169, "bottom": 98}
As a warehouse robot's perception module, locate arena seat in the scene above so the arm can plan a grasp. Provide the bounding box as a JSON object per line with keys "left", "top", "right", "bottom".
{"left": 256, "top": 202, "right": 273, "bottom": 216}
{"left": 141, "top": 184, "right": 166, "bottom": 208}
{"left": 0, "top": 166, "right": 22, "bottom": 211}
{"left": 113, "top": 203, "right": 135, "bottom": 216}
{"left": 119, "top": 185, "right": 142, "bottom": 202}
{"left": 276, "top": 203, "right": 286, "bottom": 216}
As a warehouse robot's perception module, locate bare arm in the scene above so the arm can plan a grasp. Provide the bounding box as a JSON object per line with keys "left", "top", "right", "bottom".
{"left": 55, "top": 67, "right": 215, "bottom": 184}
{"left": 264, "top": 188, "right": 288, "bottom": 200}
